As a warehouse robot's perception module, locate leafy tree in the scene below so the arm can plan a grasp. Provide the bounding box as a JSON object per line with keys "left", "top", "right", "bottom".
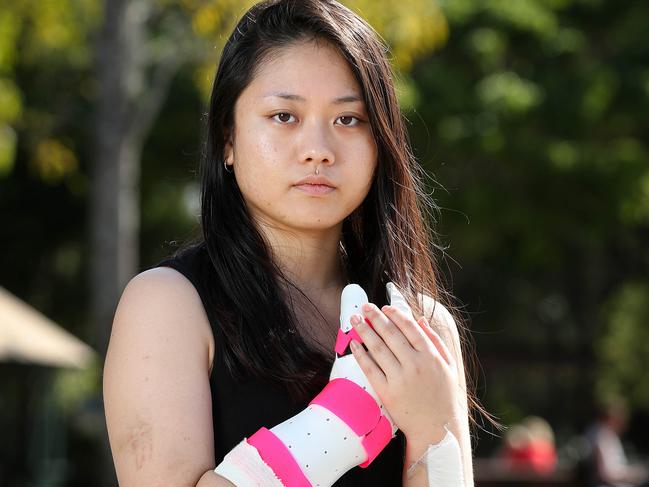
{"left": 406, "top": 0, "right": 649, "bottom": 452}
{"left": 596, "top": 280, "right": 649, "bottom": 409}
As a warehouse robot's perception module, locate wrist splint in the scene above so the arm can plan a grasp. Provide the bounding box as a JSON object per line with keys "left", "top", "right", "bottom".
{"left": 214, "top": 282, "right": 464, "bottom": 487}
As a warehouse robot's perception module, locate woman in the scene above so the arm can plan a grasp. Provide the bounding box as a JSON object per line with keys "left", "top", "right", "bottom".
{"left": 103, "top": 0, "right": 496, "bottom": 485}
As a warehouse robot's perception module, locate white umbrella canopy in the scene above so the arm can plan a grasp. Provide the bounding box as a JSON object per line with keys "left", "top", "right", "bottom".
{"left": 0, "top": 286, "right": 96, "bottom": 368}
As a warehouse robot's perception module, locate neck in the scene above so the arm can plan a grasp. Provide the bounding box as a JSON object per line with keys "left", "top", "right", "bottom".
{"left": 257, "top": 222, "right": 347, "bottom": 297}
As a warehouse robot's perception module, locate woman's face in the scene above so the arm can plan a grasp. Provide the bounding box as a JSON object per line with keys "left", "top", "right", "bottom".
{"left": 224, "top": 40, "right": 377, "bottom": 234}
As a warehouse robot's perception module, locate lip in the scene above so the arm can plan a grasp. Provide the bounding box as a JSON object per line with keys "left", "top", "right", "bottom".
{"left": 294, "top": 175, "right": 336, "bottom": 188}
{"left": 293, "top": 174, "right": 336, "bottom": 196}
{"left": 294, "top": 183, "right": 336, "bottom": 195}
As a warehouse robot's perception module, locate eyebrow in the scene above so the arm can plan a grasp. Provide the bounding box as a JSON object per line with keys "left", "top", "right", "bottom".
{"left": 263, "top": 91, "right": 364, "bottom": 105}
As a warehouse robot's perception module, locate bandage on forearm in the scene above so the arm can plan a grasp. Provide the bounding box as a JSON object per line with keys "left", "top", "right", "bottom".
{"left": 406, "top": 425, "right": 465, "bottom": 487}
{"left": 214, "top": 438, "right": 285, "bottom": 486}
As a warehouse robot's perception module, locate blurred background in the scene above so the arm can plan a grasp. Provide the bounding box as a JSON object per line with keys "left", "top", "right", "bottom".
{"left": 1, "top": 0, "right": 648, "bottom": 485}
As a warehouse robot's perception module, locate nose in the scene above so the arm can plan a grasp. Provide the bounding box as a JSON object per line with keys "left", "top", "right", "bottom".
{"left": 298, "top": 119, "right": 335, "bottom": 168}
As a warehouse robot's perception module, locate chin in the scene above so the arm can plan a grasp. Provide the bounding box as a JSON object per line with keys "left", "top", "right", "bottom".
{"left": 290, "top": 217, "right": 343, "bottom": 231}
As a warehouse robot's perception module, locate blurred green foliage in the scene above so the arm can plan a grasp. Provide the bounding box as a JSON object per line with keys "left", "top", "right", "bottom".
{"left": 597, "top": 281, "right": 649, "bottom": 407}
{"left": 403, "top": 0, "right": 649, "bottom": 443}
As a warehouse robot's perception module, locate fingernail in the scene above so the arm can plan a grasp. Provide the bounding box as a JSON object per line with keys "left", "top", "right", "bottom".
{"left": 362, "top": 303, "right": 372, "bottom": 313}
{"left": 350, "top": 315, "right": 361, "bottom": 326}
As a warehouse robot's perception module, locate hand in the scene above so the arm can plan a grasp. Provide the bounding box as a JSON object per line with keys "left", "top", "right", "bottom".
{"left": 349, "top": 296, "right": 461, "bottom": 443}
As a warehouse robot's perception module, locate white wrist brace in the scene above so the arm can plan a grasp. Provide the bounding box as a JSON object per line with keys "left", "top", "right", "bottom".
{"left": 214, "top": 282, "right": 464, "bottom": 487}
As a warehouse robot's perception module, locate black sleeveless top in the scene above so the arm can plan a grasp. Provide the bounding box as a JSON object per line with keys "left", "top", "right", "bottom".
{"left": 152, "top": 241, "right": 405, "bottom": 486}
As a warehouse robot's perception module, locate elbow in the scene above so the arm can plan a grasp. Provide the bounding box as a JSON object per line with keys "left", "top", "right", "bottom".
{"left": 195, "top": 469, "right": 236, "bottom": 487}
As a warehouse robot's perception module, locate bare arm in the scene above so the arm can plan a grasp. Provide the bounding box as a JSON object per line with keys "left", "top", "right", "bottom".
{"left": 436, "top": 303, "right": 474, "bottom": 486}
{"left": 103, "top": 268, "right": 233, "bottom": 487}
{"left": 196, "top": 470, "right": 235, "bottom": 486}
{"left": 403, "top": 296, "right": 474, "bottom": 487}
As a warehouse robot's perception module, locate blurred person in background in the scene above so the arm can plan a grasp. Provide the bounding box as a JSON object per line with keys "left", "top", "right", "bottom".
{"left": 582, "top": 399, "right": 649, "bottom": 487}
{"left": 499, "top": 416, "right": 557, "bottom": 475}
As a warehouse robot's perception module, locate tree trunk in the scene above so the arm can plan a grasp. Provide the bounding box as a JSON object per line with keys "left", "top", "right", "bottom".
{"left": 89, "top": 0, "right": 190, "bottom": 482}
{"left": 90, "top": 1, "right": 149, "bottom": 485}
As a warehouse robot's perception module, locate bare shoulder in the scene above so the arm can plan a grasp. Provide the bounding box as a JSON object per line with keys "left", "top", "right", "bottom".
{"left": 118, "top": 267, "right": 215, "bottom": 368}
{"left": 416, "top": 292, "right": 463, "bottom": 361}
{"left": 416, "top": 292, "right": 459, "bottom": 337}
{"left": 103, "top": 267, "right": 216, "bottom": 486}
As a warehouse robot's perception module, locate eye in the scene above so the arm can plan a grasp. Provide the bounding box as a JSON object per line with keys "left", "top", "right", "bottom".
{"left": 271, "top": 112, "right": 296, "bottom": 124}
{"left": 335, "top": 115, "right": 363, "bottom": 127}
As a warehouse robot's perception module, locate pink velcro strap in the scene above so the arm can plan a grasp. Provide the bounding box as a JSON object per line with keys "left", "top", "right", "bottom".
{"left": 309, "top": 378, "right": 381, "bottom": 436}
{"left": 334, "top": 327, "right": 363, "bottom": 355}
{"left": 358, "top": 415, "right": 393, "bottom": 467}
{"left": 247, "top": 427, "right": 312, "bottom": 487}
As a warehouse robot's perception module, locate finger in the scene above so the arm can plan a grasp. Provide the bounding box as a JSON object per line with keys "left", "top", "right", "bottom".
{"left": 360, "top": 303, "right": 414, "bottom": 368}
{"left": 385, "top": 282, "right": 415, "bottom": 320}
{"left": 352, "top": 309, "right": 402, "bottom": 377}
{"left": 381, "top": 304, "right": 429, "bottom": 352}
{"left": 418, "top": 316, "right": 455, "bottom": 368}
{"left": 349, "top": 339, "right": 388, "bottom": 392}
{"left": 339, "top": 283, "right": 368, "bottom": 333}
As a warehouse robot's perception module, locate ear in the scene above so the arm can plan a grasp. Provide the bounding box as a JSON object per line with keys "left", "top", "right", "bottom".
{"left": 223, "top": 130, "right": 234, "bottom": 165}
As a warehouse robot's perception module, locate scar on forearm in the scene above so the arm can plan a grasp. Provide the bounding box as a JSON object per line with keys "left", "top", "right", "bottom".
{"left": 126, "top": 419, "right": 153, "bottom": 470}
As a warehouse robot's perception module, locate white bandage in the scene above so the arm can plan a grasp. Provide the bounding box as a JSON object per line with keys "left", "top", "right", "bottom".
{"left": 214, "top": 439, "right": 284, "bottom": 487}
{"left": 406, "top": 424, "right": 465, "bottom": 487}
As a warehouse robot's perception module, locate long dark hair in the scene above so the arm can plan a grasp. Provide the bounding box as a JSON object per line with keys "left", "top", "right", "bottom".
{"left": 176, "top": 0, "right": 499, "bottom": 435}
